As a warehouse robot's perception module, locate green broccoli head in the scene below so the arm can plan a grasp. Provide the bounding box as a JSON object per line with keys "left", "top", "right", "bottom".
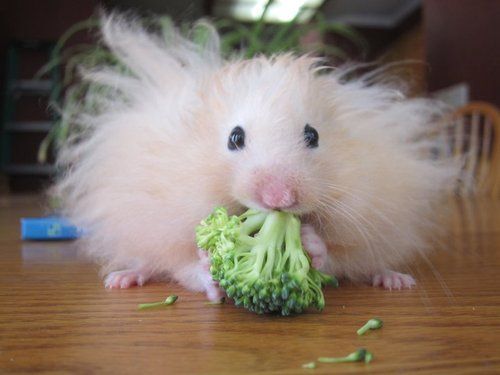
{"left": 196, "top": 207, "right": 338, "bottom": 315}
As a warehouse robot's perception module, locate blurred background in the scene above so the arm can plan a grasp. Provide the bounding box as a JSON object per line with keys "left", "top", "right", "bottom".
{"left": 0, "top": 0, "right": 499, "bottom": 196}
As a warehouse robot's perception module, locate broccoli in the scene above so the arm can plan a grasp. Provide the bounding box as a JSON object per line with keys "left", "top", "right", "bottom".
{"left": 302, "top": 362, "right": 316, "bottom": 369}
{"left": 196, "top": 207, "right": 338, "bottom": 315}
{"left": 138, "top": 295, "right": 178, "bottom": 310}
{"left": 357, "top": 318, "right": 383, "bottom": 335}
{"left": 318, "top": 348, "right": 373, "bottom": 364}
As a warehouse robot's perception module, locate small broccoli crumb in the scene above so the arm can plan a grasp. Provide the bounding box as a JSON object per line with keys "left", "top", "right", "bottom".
{"left": 356, "top": 318, "right": 383, "bottom": 335}
{"left": 138, "top": 295, "right": 178, "bottom": 310}
{"left": 302, "top": 362, "right": 316, "bottom": 369}
{"left": 318, "top": 348, "right": 373, "bottom": 364}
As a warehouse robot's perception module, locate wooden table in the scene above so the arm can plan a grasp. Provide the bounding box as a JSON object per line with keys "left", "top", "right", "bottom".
{"left": 1, "top": 195, "right": 499, "bottom": 374}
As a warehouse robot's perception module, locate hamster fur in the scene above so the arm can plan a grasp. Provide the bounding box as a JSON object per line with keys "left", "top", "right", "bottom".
{"left": 52, "top": 14, "right": 455, "bottom": 297}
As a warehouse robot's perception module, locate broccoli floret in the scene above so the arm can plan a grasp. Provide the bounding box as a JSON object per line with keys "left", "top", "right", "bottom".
{"left": 196, "top": 207, "right": 338, "bottom": 315}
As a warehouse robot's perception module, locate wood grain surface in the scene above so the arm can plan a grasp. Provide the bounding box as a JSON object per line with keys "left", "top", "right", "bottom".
{"left": 0, "top": 195, "right": 499, "bottom": 374}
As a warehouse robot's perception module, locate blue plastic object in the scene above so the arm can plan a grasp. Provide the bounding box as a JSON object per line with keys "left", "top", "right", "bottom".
{"left": 20, "top": 216, "right": 80, "bottom": 240}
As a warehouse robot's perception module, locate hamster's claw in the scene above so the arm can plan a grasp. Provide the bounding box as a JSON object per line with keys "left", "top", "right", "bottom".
{"left": 372, "top": 270, "right": 416, "bottom": 290}
{"left": 104, "top": 269, "right": 150, "bottom": 289}
{"left": 301, "top": 224, "right": 328, "bottom": 270}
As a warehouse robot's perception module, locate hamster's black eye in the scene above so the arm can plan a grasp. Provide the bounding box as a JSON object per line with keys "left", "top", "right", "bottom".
{"left": 304, "top": 124, "right": 319, "bottom": 148}
{"left": 228, "top": 126, "right": 245, "bottom": 151}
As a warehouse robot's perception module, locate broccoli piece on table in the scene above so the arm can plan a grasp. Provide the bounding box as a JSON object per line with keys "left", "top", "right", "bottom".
{"left": 138, "top": 295, "right": 178, "bottom": 310}
{"left": 318, "top": 348, "right": 373, "bottom": 364}
{"left": 196, "top": 207, "right": 338, "bottom": 315}
{"left": 357, "top": 318, "right": 383, "bottom": 335}
{"left": 302, "top": 362, "right": 316, "bottom": 369}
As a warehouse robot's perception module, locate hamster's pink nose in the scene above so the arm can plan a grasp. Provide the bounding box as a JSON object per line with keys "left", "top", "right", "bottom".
{"left": 258, "top": 180, "right": 297, "bottom": 209}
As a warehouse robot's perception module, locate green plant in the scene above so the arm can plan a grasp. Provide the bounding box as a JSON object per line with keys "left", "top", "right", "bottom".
{"left": 196, "top": 207, "right": 337, "bottom": 315}
{"left": 35, "top": 17, "right": 122, "bottom": 163}
{"left": 216, "top": 0, "right": 366, "bottom": 58}
{"left": 36, "top": 2, "right": 365, "bottom": 163}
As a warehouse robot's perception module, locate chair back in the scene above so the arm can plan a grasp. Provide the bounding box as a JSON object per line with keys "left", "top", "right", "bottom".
{"left": 448, "top": 102, "right": 500, "bottom": 198}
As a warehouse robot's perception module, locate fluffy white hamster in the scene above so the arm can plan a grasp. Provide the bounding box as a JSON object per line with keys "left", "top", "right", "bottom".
{"left": 53, "top": 14, "right": 455, "bottom": 299}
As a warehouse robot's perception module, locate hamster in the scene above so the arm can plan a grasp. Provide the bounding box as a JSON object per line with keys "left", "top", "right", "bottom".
{"left": 52, "top": 14, "right": 455, "bottom": 300}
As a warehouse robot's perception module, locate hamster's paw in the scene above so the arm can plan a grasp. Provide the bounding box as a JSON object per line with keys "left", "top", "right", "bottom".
{"left": 301, "top": 224, "right": 328, "bottom": 269}
{"left": 104, "top": 269, "right": 150, "bottom": 289}
{"left": 198, "top": 248, "right": 211, "bottom": 272}
{"left": 203, "top": 276, "right": 225, "bottom": 302}
{"left": 371, "top": 270, "right": 416, "bottom": 290}
{"left": 198, "top": 249, "right": 225, "bottom": 302}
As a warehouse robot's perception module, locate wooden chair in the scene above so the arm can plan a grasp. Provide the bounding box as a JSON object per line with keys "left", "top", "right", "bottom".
{"left": 447, "top": 102, "right": 500, "bottom": 198}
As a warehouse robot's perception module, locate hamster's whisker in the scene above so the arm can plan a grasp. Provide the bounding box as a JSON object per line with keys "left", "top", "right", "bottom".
{"left": 317, "top": 186, "right": 397, "bottom": 239}
{"left": 320, "top": 181, "right": 440, "bottom": 254}
{"left": 312, "top": 198, "right": 359, "bottom": 242}
{"left": 417, "top": 251, "right": 454, "bottom": 299}
{"left": 318, "top": 180, "right": 405, "bottom": 212}
{"left": 318, "top": 180, "right": 416, "bottom": 227}
{"left": 316, "top": 195, "right": 379, "bottom": 264}
{"left": 318, "top": 193, "right": 408, "bottom": 266}
{"left": 332, "top": 197, "right": 407, "bottom": 265}
{"left": 318, "top": 190, "right": 449, "bottom": 293}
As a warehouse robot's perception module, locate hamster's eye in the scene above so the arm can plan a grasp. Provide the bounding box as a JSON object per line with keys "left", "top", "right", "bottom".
{"left": 228, "top": 126, "right": 245, "bottom": 151}
{"left": 304, "top": 124, "right": 319, "bottom": 148}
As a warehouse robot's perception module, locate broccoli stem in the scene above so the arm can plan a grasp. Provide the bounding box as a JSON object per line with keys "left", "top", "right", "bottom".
{"left": 240, "top": 211, "right": 267, "bottom": 236}
{"left": 251, "top": 211, "right": 288, "bottom": 278}
{"left": 356, "top": 318, "right": 383, "bottom": 335}
{"left": 318, "top": 348, "right": 373, "bottom": 364}
{"left": 302, "top": 362, "right": 316, "bottom": 369}
{"left": 285, "top": 215, "right": 310, "bottom": 276}
{"left": 255, "top": 211, "right": 288, "bottom": 241}
{"left": 138, "top": 295, "right": 178, "bottom": 310}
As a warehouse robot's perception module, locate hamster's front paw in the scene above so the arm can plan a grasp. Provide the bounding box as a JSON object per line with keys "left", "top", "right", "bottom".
{"left": 104, "top": 269, "right": 151, "bottom": 289}
{"left": 301, "top": 224, "right": 328, "bottom": 270}
{"left": 371, "top": 270, "right": 416, "bottom": 290}
{"left": 198, "top": 249, "right": 225, "bottom": 302}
